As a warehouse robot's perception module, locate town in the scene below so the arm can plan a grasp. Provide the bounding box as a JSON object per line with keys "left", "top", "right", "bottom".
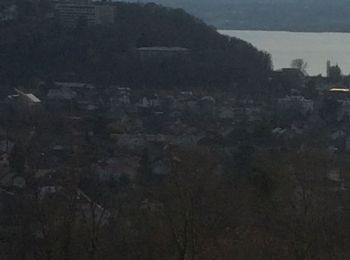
{"left": 2, "top": 0, "right": 350, "bottom": 259}
{"left": 1, "top": 58, "right": 350, "bottom": 258}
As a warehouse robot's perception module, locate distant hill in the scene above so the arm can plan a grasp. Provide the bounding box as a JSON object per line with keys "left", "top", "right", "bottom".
{"left": 121, "top": 0, "right": 350, "bottom": 32}
{"left": 0, "top": 1, "right": 272, "bottom": 94}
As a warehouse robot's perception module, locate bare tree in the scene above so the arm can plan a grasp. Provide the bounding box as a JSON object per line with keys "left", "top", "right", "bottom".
{"left": 291, "top": 58, "right": 308, "bottom": 75}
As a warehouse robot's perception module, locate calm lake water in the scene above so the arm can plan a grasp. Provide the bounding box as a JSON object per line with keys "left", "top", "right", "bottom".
{"left": 219, "top": 30, "right": 350, "bottom": 76}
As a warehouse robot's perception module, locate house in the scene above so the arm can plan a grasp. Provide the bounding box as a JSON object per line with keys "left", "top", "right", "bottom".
{"left": 326, "top": 169, "right": 346, "bottom": 191}
{"left": 218, "top": 106, "right": 235, "bottom": 119}
{"left": 180, "top": 91, "right": 193, "bottom": 97}
{"left": 160, "top": 95, "right": 176, "bottom": 111}
{"left": 0, "top": 169, "right": 26, "bottom": 189}
{"left": 0, "top": 4, "right": 17, "bottom": 22}
{"left": 7, "top": 90, "right": 41, "bottom": 122}
{"left": 137, "top": 95, "right": 160, "bottom": 108}
{"left": 114, "top": 134, "right": 147, "bottom": 149}
{"left": 47, "top": 88, "right": 77, "bottom": 101}
{"left": 326, "top": 87, "right": 350, "bottom": 101}
{"left": 53, "top": 82, "right": 95, "bottom": 99}
{"left": 35, "top": 169, "right": 55, "bottom": 179}
{"left": 308, "top": 75, "right": 329, "bottom": 91}
{"left": 0, "top": 140, "right": 14, "bottom": 154}
{"left": 54, "top": 81, "right": 94, "bottom": 90}
{"left": 140, "top": 199, "right": 164, "bottom": 212}
{"left": 278, "top": 96, "right": 314, "bottom": 114}
{"left": 198, "top": 96, "right": 215, "bottom": 116}
{"left": 95, "top": 156, "right": 140, "bottom": 181}
{"left": 115, "top": 90, "right": 131, "bottom": 106}
{"left": 277, "top": 68, "right": 306, "bottom": 89}
{"left": 175, "top": 96, "right": 198, "bottom": 113}
{"left": 245, "top": 107, "right": 262, "bottom": 122}
{"left": 172, "top": 135, "right": 203, "bottom": 146}
{"left": 104, "top": 87, "right": 131, "bottom": 110}
{"left": 8, "top": 89, "right": 41, "bottom": 107}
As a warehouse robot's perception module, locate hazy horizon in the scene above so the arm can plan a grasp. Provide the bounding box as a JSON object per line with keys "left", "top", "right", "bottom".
{"left": 119, "top": 0, "right": 350, "bottom": 32}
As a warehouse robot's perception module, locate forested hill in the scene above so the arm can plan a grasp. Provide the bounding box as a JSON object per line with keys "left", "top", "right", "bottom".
{"left": 0, "top": 1, "right": 272, "bottom": 93}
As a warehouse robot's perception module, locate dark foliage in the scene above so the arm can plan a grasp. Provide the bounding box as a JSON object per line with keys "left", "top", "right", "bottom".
{"left": 0, "top": 1, "right": 272, "bottom": 94}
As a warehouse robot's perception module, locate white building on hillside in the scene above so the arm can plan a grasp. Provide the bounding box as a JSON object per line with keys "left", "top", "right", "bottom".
{"left": 52, "top": 0, "right": 115, "bottom": 27}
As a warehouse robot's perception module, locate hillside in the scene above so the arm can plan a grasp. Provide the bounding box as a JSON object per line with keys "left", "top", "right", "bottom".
{"left": 0, "top": 1, "right": 272, "bottom": 94}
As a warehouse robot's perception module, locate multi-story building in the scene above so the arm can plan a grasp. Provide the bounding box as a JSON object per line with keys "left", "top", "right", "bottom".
{"left": 94, "top": 3, "right": 114, "bottom": 25}
{"left": 137, "top": 47, "right": 190, "bottom": 62}
{"left": 52, "top": 0, "right": 114, "bottom": 27}
{"left": 0, "top": 4, "right": 17, "bottom": 23}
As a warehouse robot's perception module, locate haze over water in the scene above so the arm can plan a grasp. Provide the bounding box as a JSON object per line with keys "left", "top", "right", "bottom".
{"left": 220, "top": 30, "right": 350, "bottom": 76}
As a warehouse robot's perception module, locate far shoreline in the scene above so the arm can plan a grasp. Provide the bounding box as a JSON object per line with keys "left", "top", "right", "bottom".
{"left": 217, "top": 28, "right": 350, "bottom": 34}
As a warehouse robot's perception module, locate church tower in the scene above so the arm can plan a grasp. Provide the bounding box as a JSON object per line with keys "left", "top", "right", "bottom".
{"left": 327, "top": 60, "right": 331, "bottom": 77}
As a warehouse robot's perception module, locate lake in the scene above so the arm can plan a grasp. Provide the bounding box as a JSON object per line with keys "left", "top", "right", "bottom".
{"left": 219, "top": 30, "right": 350, "bottom": 76}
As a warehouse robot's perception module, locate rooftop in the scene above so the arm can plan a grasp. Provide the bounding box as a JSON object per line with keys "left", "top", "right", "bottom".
{"left": 55, "top": 82, "right": 95, "bottom": 89}
{"left": 25, "top": 93, "right": 41, "bottom": 103}
{"left": 329, "top": 88, "right": 350, "bottom": 92}
{"left": 137, "top": 47, "right": 189, "bottom": 52}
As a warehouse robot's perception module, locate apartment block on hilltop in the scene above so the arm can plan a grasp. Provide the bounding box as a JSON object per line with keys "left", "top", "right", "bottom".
{"left": 137, "top": 47, "right": 190, "bottom": 62}
{"left": 52, "top": 0, "right": 115, "bottom": 27}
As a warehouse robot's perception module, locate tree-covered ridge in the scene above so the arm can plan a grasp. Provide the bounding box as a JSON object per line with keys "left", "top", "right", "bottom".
{"left": 0, "top": 1, "right": 272, "bottom": 94}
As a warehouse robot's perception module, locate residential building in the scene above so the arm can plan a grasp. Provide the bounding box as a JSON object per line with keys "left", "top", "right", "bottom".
{"left": 326, "top": 87, "right": 350, "bottom": 101}
{"left": 274, "top": 68, "right": 306, "bottom": 91}
{"left": 0, "top": 4, "right": 17, "bottom": 23}
{"left": 137, "top": 47, "right": 190, "bottom": 62}
{"left": 95, "top": 3, "right": 114, "bottom": 24}
{"left": 278, "top": 95, "right": 314, "bottom": 114}
{"left": 54, "top": 0, "right": 96, "bottom": 26}
{"left": 52, "top": 0, "right": 115, "bottom": 27}
{"left": 8, "top": 89, "right": 41, "bottom": 107}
